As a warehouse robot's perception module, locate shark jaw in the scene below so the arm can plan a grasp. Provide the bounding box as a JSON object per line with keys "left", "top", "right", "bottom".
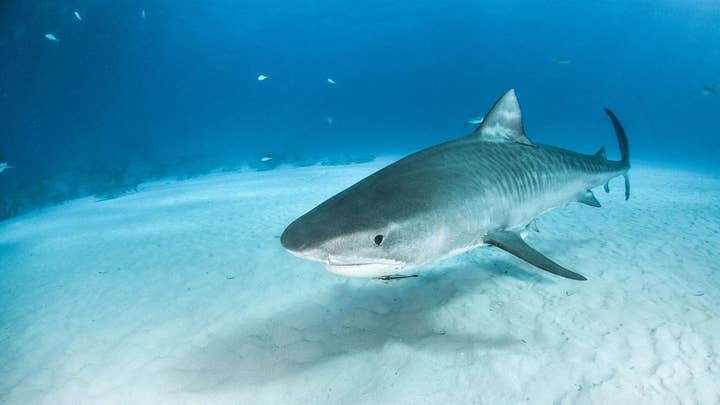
{"left": 285, "top": 248, "right": 406, "bottom": 278}
{"left": 324, "top": 259, "right": 406, "bottom": 278}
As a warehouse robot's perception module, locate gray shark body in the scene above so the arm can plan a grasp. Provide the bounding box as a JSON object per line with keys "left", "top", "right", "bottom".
{"left": 281, "top": 90, "right": 630, "bottom": 280}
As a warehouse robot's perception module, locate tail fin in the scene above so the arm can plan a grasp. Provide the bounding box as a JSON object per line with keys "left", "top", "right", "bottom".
{"left": 604, "top": 108, "right": 630, "bottom": 200}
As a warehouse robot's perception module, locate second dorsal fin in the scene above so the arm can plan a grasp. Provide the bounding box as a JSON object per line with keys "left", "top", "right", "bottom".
{"left": 471, "top": 89, "right": 534, "bottom": 145}
{"left": 595, "top": 146, "right": 606, "bottom": 158}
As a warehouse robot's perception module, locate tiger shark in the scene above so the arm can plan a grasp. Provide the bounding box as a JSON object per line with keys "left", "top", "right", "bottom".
{"left": 281, "top": 89, "right": 630, "bottom": 281}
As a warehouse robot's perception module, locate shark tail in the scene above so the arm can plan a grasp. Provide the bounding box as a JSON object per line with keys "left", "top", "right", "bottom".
{"left": 604, "top": 108, "right": 630, "bottom": 200}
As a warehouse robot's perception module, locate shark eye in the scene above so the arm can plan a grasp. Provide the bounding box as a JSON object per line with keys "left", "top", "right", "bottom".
{"left": 373, "top": 234, "right": 384, "bottom": 246}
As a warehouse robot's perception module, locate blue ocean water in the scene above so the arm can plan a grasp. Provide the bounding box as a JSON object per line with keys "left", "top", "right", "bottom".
{"left": 2, "top": 3, "right": 720, "bottom": 403}
{"left": 1, "top": 0, "right": 718, "bottom": 218}
{"left": 0, "top": 0, "right": 720, "bottom": 218}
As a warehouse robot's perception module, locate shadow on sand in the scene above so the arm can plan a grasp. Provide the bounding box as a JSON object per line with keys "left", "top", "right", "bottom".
{"left": 175, "top": 258, "right": 552, "bottom": 391}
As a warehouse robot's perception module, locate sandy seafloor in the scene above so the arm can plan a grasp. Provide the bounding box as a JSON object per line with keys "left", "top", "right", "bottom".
{"left": 1, "top": 158, "right": 719, "bottom": 405}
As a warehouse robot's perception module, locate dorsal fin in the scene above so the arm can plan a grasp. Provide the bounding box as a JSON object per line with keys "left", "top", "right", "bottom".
{"left": 595, "top": 146, "right": 606, "bottom": 158}
{"left": 471, "top": 89, "right": 533, "bottom": 145}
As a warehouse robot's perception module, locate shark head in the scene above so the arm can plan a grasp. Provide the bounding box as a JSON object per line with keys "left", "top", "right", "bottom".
{"left": 281, "top": 208, "right": 409, "bottom": 277}
{"left": 280, "top": 175, "right": 442, "bottom": 278}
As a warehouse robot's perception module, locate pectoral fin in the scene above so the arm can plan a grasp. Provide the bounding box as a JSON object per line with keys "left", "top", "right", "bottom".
{"left": 484, "top": 230, "right": 587, "bottom": 281}
{"left": 577, "top": 190, "right": 601, "bottom": 207}
{"left": 527, "top": 219, "right": 539, "bottom": 233}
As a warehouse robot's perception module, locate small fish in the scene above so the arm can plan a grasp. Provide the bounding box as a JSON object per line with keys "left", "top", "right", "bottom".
{"left": 327, "top": 78, "right": 336, "bottom": 85}
{"left": 74, "top": 11, "right": 82, "bottom": 21}
{"left": 375, "top": 274, "right": 418, "bottom": 281}
{"left": 467, "top": 116, "right": 484, "bottom": 125}
{"left": 326, "top": 115, "right": 334, "bottom": 126}
{"left": 260, "top": 156, "right": 273, "bottom": 162}
{"left": 141, "top": 9, "right": 146, "bottom": 19}
{"left": 257, "top": 74, "right": 269, "bottom": 81}
{"left": 552, "top": 58, "right": 572, "bottom": 64}
{"left": 0, "top": 162, "right": 13, "bottom": 174}
{"left": 701, "top": 85, "right": 716, "bottom": 96}
{"left": 44, "top": 33, "right": 59, "bottom": 42}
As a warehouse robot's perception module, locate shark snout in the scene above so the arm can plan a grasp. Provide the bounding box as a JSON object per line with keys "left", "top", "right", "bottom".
{"left": 280, "top": 220, "right": 328, "bottom": 264}
{"left": 280, "top": 221, "right": 309, "bottom": 253}
{"left": 280, "top": 223, "right": 299, "bottom": 251}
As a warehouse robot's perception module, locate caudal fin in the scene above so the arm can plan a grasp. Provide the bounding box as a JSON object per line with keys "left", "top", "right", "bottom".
{"left": 604, "top": 108, "right": 630, "bottom": 200}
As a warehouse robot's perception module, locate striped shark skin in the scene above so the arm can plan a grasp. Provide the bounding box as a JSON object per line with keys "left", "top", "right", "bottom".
{"left": 281, "top": 89, "right": 630, "bottom": 281}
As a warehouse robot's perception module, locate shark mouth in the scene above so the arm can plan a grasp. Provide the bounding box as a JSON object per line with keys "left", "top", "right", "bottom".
{"left": 285, "top": 248, "right": 406, "bottom": 278}
{"left": 325, "top": 256, "right": 406, "bottom": 278}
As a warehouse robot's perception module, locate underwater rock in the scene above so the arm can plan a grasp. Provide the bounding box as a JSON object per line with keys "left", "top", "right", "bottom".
{"left": 0, "top": 195, "right": 20, "bottom": 221}
{"left": 94, "top": 184, "right": 140, "bottom": 201}
{"left": 291, "top": 158, "right": 319, "bottom": 167}
{"left": 92, "top": 167, "right": 142, "bottom": 201}
{"left": 278, "top": 153, "right": 378, "bottom": 168}
{"left": 0, "top": 151, "right": 378, "bottom": 222}
{"left": 170, "top": 157, "right": 218, "bottom": 180}
{"left": 320, "top": 154, "right": 375, "bottom": 166}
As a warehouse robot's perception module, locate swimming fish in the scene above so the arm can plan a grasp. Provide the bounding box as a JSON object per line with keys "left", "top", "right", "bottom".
{"left": 44, "top": 33, "right": 59, "bottom": 41}
{"left": 701, "top": 85, "right": 716, "bottom": 96}
{"left": 260, "top": 156, "right": 273, "bottom": 162}
{"left": 74, "top": 11, "right": 82, "bottom": 21}
{"left": 327, "top": 78, "right": 336, "bottom": 84}
{"left": 281, "top": 89, "right": 630, "bottom": 281}
{"left": 0, "top": 161, "right": 13, "bottom": 174}
{"left": 141, "top": 9, "right": 146, "bottom": 19}
{"left": 258, "top": 74, "right": 269, "bottom": 81}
